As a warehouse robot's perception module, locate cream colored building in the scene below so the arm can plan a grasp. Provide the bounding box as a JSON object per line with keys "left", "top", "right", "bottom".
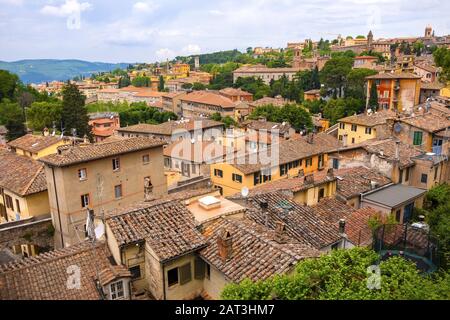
{"left": 39, "top": 137, "right": 167, "bottom": 248}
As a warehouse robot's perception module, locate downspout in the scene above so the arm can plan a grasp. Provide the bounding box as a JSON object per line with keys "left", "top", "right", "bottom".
{"left": 162, "top": 262, "right": 166, "bottom": 300}
{"left": 51, "top": 167, "right": 64, "bottom": 248}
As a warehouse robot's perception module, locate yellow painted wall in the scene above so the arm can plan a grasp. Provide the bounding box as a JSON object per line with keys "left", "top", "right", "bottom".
{"left": 440, "top": 85, "right": 450, "bottom": 98}
{"left": 14, "top": 140, "right": 68, "bottom": 160}
{"left": 292, "top": 180, "right": 337, "bottom": 206}
{"left": 1, "top": 190, "right": 49, "bottom": 221}
{"left": 337, "top": 122, "right": 377, "bottom": 145}
{"left": 211, "top": 154, "right": 328, "bottom": 196}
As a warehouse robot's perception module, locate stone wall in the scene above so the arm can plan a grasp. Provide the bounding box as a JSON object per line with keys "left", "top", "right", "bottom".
{"left": 0, "top": 217, "right": 54, "bottom": 253}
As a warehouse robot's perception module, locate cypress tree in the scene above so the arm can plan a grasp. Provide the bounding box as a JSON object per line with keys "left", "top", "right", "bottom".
{"left": 61, "top": 83, "right": 90, "bottom": 138}
{"left": 369, "top": 83, "right": 379, "bottom": 110}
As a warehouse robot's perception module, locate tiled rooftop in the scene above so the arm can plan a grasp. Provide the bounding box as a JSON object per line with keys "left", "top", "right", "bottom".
{"left": 338, "top": 110, "right": 397, "bottom": 127}
{"left": 200, "top": 217, "right": 320, "bottom": 282}
{"left": 0, "top": 150, "right": 47, "bottom": 196}
{"left": 39, "top": 137, "right": 165, "bottom": 167}
{"left": 106, "top": 200, "right": 206, "bottom": 262}
{"left": 0, "top": 241, "right": 130, "bottom": 300}
{"left": 7, "top": 134, "right": 63, "bottom": 153}
{"left": 335, "top": 166, "right": 392, "bottom": 199}
{"left": 244, "top": 192, "right": 342, "bottom": 249}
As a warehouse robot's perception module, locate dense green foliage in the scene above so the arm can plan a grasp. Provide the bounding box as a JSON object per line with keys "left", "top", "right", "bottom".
{"left": 320, "top": 55, "right": 354, "bottom": 98}
{"left": 346, "top": 68, "right": 377, "bottom": 101}
{"left": 434, "top": 47, "right": 450, "bottom": 83}
{"left": 0, "top": 99, "right": 26, "bottom": 140}
{"left": 132, "top": 76, "right": 151, "bottom": 87}
{"left": 221, "top": 247, "right": 450, "bottom": 300}
{"left": 248, "top": 104, "right": 313, "bottom": 131}
{"left": 322, "top": 98, "right": 365, "bottom": 125}
{"left": 416, "top": 184, "right": 450, "bottom": 269}
{"left": 26, "top": 101, "right": 63, "bottom": 131}
{"left": 61, "top": 83, "right": 90, "bottom": 137}
{"left": 210, "top": 112, "right": 236, "bottom": 128}
{"left": 118, "top": 102, "right": 177, "bottom": 126}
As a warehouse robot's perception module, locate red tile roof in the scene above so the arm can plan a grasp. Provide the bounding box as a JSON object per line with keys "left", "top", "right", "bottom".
{"left": 7, "top": 134, "right": 63, "bottom": 153}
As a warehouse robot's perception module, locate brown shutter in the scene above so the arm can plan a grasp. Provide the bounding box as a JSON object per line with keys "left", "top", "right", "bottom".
{"left": 194, "top": 257, "right": 205, "bottom": 280}
{"left": 179, "top": 263, "right": 192, "bottom": 285}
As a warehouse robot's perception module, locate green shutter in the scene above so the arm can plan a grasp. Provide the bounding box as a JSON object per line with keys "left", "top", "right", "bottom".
{"left": 179, "top": 263, "right": 192, "bottom": 285}
{"left": 194, "top": 258, "right": 205, "bottom": 280}
{"left": 413, "top": 131, "right": 423, "bottom": 146}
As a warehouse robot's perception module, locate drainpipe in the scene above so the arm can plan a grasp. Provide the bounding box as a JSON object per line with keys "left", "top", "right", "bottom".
{"left": 162, "top": 262, "right": 166, "bottom": 300}
{"left": 51, "top": 167, "right": 64, "bottom": 248}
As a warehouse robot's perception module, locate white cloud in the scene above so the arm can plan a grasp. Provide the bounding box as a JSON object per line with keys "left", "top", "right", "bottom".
{"left": 41, "top": 0, "right": 92, "bottom": 17}
{"left": 133, "top": 1, "right": 159, "bottom": 13}
{"left": 156, "top": 48, "right": 176, "bottom": 60}
{"left": 0, "top": 0, "right": 23, "bottom": 5}
{"left": 182, "top": 44, "right": 201, "bottom": 55}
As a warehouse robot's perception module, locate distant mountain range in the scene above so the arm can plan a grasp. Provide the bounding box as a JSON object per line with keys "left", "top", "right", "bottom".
{"left": 0, "top": 59, "right": 131, "bottom": 84}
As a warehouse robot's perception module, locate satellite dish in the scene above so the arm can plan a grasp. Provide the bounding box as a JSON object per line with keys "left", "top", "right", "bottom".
{"left": 241, "top": 187, "right": 249, "bottom": 198}
{"left": 394, "top": 122, "right": 402, "bottom": 133}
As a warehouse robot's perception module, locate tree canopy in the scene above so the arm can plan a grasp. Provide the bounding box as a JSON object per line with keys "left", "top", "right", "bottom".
{"left": 222, "top": 247, "right": 450, "bottom": 300}
{"left": 434, "top": 47, "right": 450, "bottom": 83}
{"left": 248, "top": 103, "right": 313, "bottom": 131}
{"left": 61, "top": 83, "right": 90, "bottom": 137}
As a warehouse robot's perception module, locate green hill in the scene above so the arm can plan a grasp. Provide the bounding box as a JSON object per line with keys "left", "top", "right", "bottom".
{"left": 0, "top": 59, "right": 131, "bottom": 84}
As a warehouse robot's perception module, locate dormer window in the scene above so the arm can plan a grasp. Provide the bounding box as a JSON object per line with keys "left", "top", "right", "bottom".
{"left": 110, "top": 280, "right": 125, "bottom": 300}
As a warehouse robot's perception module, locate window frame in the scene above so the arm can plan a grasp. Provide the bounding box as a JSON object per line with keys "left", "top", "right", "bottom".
{"left": 114, "top": 184, "right": 123, "bottom": 199}
{"left": 81, "top": 194, "right": 90, "bottom": 208}
{"left": 78, "top": 168, "right": 87, "bottom": 181}
{"left": 167, "top": 267, "right": 179, "bottom": 287}
{"left": 142, "top": 154, "right": 150, "bottom": 165}
{"left": 232, "top": 173, "right": 243, "bottom": 183}
{"left": 110, "top": 280, "right": 125, "bottom": 300}
{"left": 112, "top": 157, "right": 121, "bottom": 171}
{"left": 413, "top": 131, "right": 423, "bottom": 146}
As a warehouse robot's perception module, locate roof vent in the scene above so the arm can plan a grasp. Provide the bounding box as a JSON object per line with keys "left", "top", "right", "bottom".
{"left": 370, "top": 180, "right": 378, "bottom": 190}
{"left": 198, "top": 196, "right": 221, "bottom": 210}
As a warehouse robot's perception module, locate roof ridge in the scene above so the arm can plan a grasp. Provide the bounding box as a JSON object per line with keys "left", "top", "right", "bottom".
{"left": 22, "top": 164, "right": 45, "bottom": 195}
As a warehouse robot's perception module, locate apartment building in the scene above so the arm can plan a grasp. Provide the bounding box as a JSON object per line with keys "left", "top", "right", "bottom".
{"left": 39, "top": 137, "right": 167, "bottom": 248}
{"left": 365, "top": 73, "right": 421, "bottom": 112}
{"left": 232, "top": 65, "right": 300, "bottom": 85}
{"left": 180, "top": 91, "right": 236, "bottom": 118}
{"left": 7, "top": 133, "right": 73, "bottom": 160}
{"left": 89, "top": 112, "right": 120, "bottom": 142}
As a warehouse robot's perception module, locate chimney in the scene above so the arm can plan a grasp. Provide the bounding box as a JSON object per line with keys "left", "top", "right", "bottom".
{"left": 304, "top": 174, "right": 314, "bottom": 185}
{"left": 370, "top": 180, "right": 378, "bottom": 190}
{"left": 339, "top": 219, "right": 346, "bottom": 235}
{"left": 273, "top": 221, "right": 287, "bottom": 244}
{"left": 327, "top": 168, "right": 334, "bottom": 178}
{"left": 83, "top": 134, "right": 89, "bottom": 144}
{"left": 43, "top": 128, "right": 49, "bottom": 137}
{"left": 217, "top": 229, "right": 233, "bottom": 261}
{"left": 307, "top": 132, "right": 314, "bottom": 144}
{"left": 395, "top": 141, "right": 400, "bottom": 161}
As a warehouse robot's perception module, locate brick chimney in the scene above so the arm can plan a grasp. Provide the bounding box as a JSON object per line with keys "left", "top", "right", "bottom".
{"left": 306, "top": 132, "right": 314, "bottom": 144}
{"left": 217, "top": 229, "right": 233, "bottom": 262}
{"left": 273, "top": 220, "right": 287, "bottom": 244}
{"left": 304, "top": 173, "right": 314, "bottom": 185}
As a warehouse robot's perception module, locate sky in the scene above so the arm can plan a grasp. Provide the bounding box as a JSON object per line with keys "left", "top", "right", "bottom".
{"left": 1, "top": 0, "right": 449, "bottom": 63}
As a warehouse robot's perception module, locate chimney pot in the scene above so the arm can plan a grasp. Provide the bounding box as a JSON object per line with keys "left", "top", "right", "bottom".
{"left": 339, "top": 219, "right": 346, "bottom": 234}
{"left": 274, "top": 220, "right": 287, "bottom": 243}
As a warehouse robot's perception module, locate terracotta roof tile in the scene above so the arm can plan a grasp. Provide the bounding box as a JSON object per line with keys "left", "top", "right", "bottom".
{"left": 0, "top": 241, "right": 129, "bottom": 300}
{"left": 106, "top": 200, "right": 206, "bottom": 262}
{"left": 200, "top": 217, "right": 320, "bottom": 282}
{"left": 245, "top": 192, "right": 342, "bottom": 249}
{"left": 339, "top": 110, "right": 397, "bottom": 127}
{"left": 39, "top": 137, "right": 165, "bottom": 167}
{"left": 400, "top": 112, "right": 450, "bottom": 133}
{"left": 7, "top": 134, "right": 63, "bottom": 153}
{"left": 0, "top": 150, "right": 47, "bottom": 196}
{"left": 366, "top": 72, "right": 421, "bottom": 80}
{"left": 118, "top": 119, "right": 223, "bottom": 136}
{"left": 180, "top": 91, "right": 236, "bottom": 108}
{"left": 335, "top": 166, "right": 392, "bottom": 199}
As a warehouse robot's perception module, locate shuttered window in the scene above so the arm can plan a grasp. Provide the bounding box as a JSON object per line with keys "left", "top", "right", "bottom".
{"left": 194, "top": 258, "right": 205, "bottom": 280}
{"left": 179, "top": 263, "right": 192, "bottom": 285}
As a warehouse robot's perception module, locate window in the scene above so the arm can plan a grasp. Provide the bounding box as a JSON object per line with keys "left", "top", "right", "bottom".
{"left": 142, "top": 154, "right": 150, "bottom": 165}
{"left": 338, "top": 135, "right": 343, "bottom": 141}
{"left": 167, "top": 268, "right": 179, "bottom": 287}
{"left": 339, "top": 123, "right": 345, "bottom": 130}
{"left": 413, "top": 131, "right": 423, "bottom": 146}
{"left": 114, "top": 185, "right": 122, "bottom": 199}
{"left": 405, "top": 167, "right": 410, "bottom": 182}
{"left": 318, "top": 188, "right": 325, "bottom": 200}
{"left": 110, "top": 281, "right": 124, "bottom": 300}
{"left": 280, "top": 164, "right": 288, "bottom": 176}
{"left": 395, "top": 210, "right": 401, "bottom": 222}
{"left": 305, "top": 158, "right": 313, "bottom": 168}
{"left": 318, "top": 154, "right": 324, "bottom": 168}
{"left": 365, "top": 127, "right": 372, "bottom": 135}
{"left": 383, "top": 90, "right": 389, "bottom": 98}
{"left": 254, "top": 173, "right": 261, "bottom": 186}
{"left": 5, "top": 195, "right": 13, "bottom": 209}
{"left": 332, "top": 159, "right": 339, "bottom": 170}
{"left": 232, "top": 173, "right": 242, "bottom": 183}
{"left": 421, "top": 174, "right": 428, "bottom": 184}
{"left": 78, "top": 168, "right": 87, "bottom": 181}
{"left": 164, "top": 158, "right": 171, "bottom": 167}
{"left": 214, "top": 169, "right": 223, "bottom": 178}
{"left": 205, "top": 263, "right": 211, "bottom": 280}
{"left": 112, "top": 158, "right": 120, "bottom": 171}
{"left": 351, "top": 124, "right": 357, "bottom": 132}
{"left": 81, "top": 194, "right": 90, "bottom": 208}
{"left": 192, "top": 164, "right": 196, "bottom": 174}
{"left": 129, "top": 265, "right": 141, "bottom": 280}
{"left": 399, "top": 169, "right": 403, "bottom": 183}
{"left": 15, "top": 199, "right": 20, "bottom": 213}
{"left": 351, "top": 138, "right": 355, "bottom": 144}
